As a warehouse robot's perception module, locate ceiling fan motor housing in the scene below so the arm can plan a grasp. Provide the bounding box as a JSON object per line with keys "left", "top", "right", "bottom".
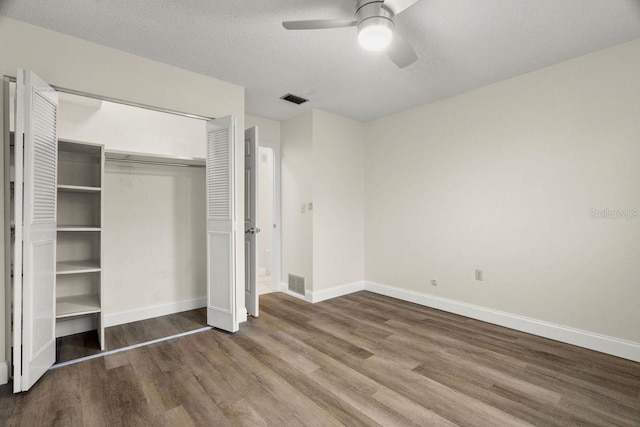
{"left": 356, "top": 0, "right": 395, "bottom": 31}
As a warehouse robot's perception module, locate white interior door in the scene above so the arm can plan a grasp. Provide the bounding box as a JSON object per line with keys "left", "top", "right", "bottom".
{"left": 244, "top": 127, "right": 259, "bottom": 317}
{"left": 205, "top": 116, "right": 238, "bottom": 332}
{"left": 13, "top": 69, "right": 58, "bottom": 392}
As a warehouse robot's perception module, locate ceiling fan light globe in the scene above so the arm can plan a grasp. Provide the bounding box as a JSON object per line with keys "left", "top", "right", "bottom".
{"left": 358, "top": 25, "right": 393, "bottom": 51}
{"left": 357, "top": 15, "right": 394, "bottom": 51}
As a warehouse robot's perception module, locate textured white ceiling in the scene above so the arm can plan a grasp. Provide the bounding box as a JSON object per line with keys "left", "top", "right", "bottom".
{"left": 1, "top": 0, "right": 639, "bottom": 121}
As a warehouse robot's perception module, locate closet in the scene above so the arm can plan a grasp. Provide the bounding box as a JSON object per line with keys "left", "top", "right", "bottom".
{"left": 6, "top": 69, "right": 239, "bottom": 393}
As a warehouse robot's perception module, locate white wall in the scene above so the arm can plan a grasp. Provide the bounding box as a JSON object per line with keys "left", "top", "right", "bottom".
{"left": 58, "top": 94, "right": 207, "bottom": 158}
{"left": 0, "top": 17, "right": 243, "bottom": 119}
{"left": 280, "top": 109, "right": 365, "bottom": 295}
{"left": 281, "top": 111, "right": 313, "bottom": 291}
{"left": 104, "top": 163, "right": 206, "bottom": 315}
{"left": 364, "top": 39, "right": 640, "bottom": 343}
{"left": 246, "top": 114, "right": 281, "bottom": 146}
{"left": 312, "top": 110, "right": 365, "bottom": 291}
{"left": 0, "top": 16, "right": 245, "bottom": 372}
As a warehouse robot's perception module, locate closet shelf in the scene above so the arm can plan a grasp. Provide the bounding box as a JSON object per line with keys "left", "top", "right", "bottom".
{"left": 105, "top": 149, "right": 205, "bottom": 167}
{"left": 57, "top": 226, "right": 101, "bottom": 232}
{"left": 59, "top": 139, "right": 103, "bottom": 155}
{"left": 56, "top": 260, "right": 101, "bottom": 275}
{"left": 56, "top": 294, "right": 101, "bottom": 319}
{"left": 58, "top": 184, "right": 101, "bottom": 193}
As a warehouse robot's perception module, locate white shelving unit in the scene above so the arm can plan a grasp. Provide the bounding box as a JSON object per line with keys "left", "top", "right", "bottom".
{"left": 56, "top": 139, "right": 105, "bottom": 350}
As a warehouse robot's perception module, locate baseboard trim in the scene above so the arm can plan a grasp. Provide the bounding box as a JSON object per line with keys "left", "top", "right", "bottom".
{"left": 364, "top": 281, "right": 640, "bottom": 363}
{"left": 238, "top": 307, "right": 248, "bottom": 323}
{"left": 308, "top": 281, "right": 365, "bottom": 303}
{"left": 279, "top": 281, "right": 288, "bottom": 292}
{"left": 104, "top": 297, "right": 207, "bottom": 327}
{"left": 273, "top": 279, "right": 640, "bottom": 361}
{"left": 0, "top": 361, "right": 8, "bottom": 385}
{"left": 279, "top": 282, "right": 311, "bottom": 302}
{"left": 56, "top": 316, "right": 97, "bottom": 338}
{"left": 286, "top": 289, "right": 312, "bottom": 302}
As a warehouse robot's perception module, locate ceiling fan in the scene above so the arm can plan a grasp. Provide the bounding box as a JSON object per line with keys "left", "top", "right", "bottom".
{"left": 282, "top": 0, "right": 421, "bottom": 68}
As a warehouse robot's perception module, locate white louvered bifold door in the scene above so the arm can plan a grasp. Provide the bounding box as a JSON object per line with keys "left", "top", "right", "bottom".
{"left": 205, "top": 116, "right": 238, "bottom": 332}
{"left": 14, "top": 69, "right": 58, "bottom": 392}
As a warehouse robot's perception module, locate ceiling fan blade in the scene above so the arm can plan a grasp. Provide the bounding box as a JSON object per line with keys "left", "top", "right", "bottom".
{"left": 383, "top": 0, "right": 420, "bottom": 15}
{"left": 282, "top": 19, "right": 357, "bottom": 30}
{"left": 387, "top": 32, "right": 418, "bottom": 68}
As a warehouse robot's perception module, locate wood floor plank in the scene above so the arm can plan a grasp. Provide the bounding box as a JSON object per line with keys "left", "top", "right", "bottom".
{"left": 46, "top": 366, "right": 84, "bottom": 426}
{"left": 154, "top": 366, "right": 232, "bottom": 426}
{"left": 307, "top": 319, "right": 422, "bottom": 370}
{"left": 371, "top": 389, "right": 459, "bottom": 427}
{"left": 242, "top": 321, "right": 321, "bottom": 374}
{"left": 218, "top": 399, "right": 268, "bottom": 427}
{"left": 1, "top": 291, "right": 639, "bottom": 426}
{"left": 104, "top": 363, "right": 161, "bottom": 426}
{"left": 191, "top": 331, "right": 310, "bottom": 426}
{"left": 308, "top": 367, "right": 413, "bottom": 427}
{"left": 234, "top": 330, "right": 382, "bottom": 427}
{"left": 163, "top": 405, "right": 196, "bottom": 427}
{"left": 364, "top": 354, "right": 533, "bottom": 426}
{"left": 217, "top": 333, "right": 345, "bottom": 427}
{"left": 77, "top": 358, "right": 111, "bottom": 426}
{"left": 412, "top": 359, "right": 584, "bottom": 427}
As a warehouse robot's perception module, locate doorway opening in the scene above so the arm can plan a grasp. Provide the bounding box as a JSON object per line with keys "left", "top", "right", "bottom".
{"left": 257, "top": 142, "right": 281, "bottom": 295}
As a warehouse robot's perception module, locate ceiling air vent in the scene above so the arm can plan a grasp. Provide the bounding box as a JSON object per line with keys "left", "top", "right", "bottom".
{"left": 280, "top": 93, "right": 308, "bottom": 105}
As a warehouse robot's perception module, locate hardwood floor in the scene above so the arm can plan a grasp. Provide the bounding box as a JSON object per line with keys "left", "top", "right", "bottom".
{"left": 2, "top": 291, "right": 639, "bottom": 426}
{"left": 56, "top": 308, "right": 207, "bottom": 363}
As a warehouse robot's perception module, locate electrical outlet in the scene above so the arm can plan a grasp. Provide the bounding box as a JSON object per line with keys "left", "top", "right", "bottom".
{"left": 431, "top": 279, "right": 438, "bottom": 286}
{"left": 308, "top": 202, "right": 313, "bottom": 211}
{"left": 475, "top": 269, "right": 483, "bottom": 281}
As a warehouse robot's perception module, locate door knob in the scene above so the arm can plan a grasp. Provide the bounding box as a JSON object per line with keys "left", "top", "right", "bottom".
{"left": 245, "top": 227, "right": 261, "bottom": 234}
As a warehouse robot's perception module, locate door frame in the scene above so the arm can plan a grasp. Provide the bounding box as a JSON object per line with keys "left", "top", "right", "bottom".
{"left": 258, "top": 140, "right": 282, "bottom": 293}
{"left": 1, "top": 77, "right": 10, "bottom": 385}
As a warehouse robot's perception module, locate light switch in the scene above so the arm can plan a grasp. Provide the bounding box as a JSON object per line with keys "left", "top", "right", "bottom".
{"left": 308, "top": 202, "right": 313, "bottom": 211}
{"left": 301, "top": 203, "right": 306, "bottom": 213}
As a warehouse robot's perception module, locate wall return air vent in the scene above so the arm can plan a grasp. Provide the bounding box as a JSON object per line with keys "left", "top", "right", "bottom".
{"left": 280, "top": 93, "right": 309, "bottom": 105}
{"left": 288, "top": 274, "right": 305, "bottom": 296}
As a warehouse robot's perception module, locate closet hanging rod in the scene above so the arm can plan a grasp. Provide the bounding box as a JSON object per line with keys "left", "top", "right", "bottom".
{"left": 5, "top": 74, "right": 215, "bottom": 121}
{"left": 105, "top": 158, "right": 205, "bottom": 168}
